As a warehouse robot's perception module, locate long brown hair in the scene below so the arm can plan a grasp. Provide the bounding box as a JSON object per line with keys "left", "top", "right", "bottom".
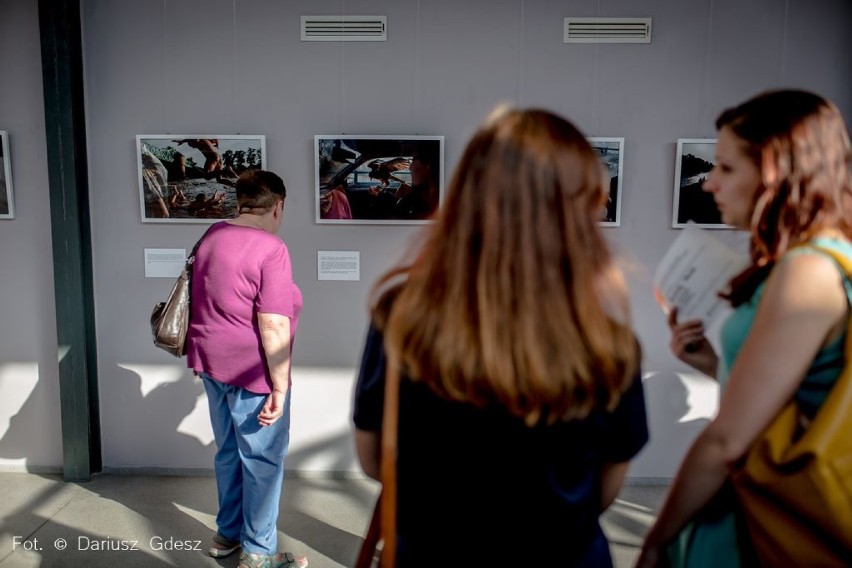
{"left": 371, "top": 106, "right": 638, "bottom": 425}
{"left": 717, "top": 90, "right": 852, "bottom": 306}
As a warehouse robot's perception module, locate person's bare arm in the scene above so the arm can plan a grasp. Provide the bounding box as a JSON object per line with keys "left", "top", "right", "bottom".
{"left": 637, "top": 253, "right": 847, "bottom": 566}
{"left": 600, "top": 461, "right": 630, "bottom": 511}
{"left": 257, "top": 312, "right": 291, "bottom": 426}
{"left": 355, "top": 429, "right": 381, "bottom": 480}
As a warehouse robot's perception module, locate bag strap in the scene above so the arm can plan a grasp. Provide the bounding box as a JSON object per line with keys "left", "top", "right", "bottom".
{"left": 379, "top": 354, "right": 401, "bottom": 568}
{"left": 188, "top": 223, "right": 220, "bottom": 262}
{"left": 354, "top": 494, "right": 382, "bottom": 568}
{"left": 805, "top": 244, "right": 852, "bottom": 390}
{"left": 801, "top": 243, "right": 852, "bottom": 301}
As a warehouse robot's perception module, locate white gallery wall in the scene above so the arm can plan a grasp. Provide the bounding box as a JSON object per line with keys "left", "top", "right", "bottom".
{"left": 0, "top": 0, "right": 63, "bottom": 471}
{"left": 1, "top": 0, "right": 850, "bottom": 478}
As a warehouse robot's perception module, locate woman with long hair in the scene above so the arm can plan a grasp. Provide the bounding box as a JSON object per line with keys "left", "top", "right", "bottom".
{"left": 638, "top": 89, "right": 852, "bottom": 566}
{"left": 353, "top": 106, "right": 648, "bottom": 567}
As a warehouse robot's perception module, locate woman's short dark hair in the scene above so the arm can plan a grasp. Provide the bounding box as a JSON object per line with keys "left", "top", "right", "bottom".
{"left": 236, "top": 169, "right": 286, "bottom": 210}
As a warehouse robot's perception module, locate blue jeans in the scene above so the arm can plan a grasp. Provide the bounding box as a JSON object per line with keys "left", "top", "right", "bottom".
{"left": 201, "top": 373, "right": 291, "bottom": 555}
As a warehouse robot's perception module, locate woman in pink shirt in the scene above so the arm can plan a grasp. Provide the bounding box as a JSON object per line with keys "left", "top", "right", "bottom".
{"left": 185, "top": 170, "right": 307, "bottom": 568}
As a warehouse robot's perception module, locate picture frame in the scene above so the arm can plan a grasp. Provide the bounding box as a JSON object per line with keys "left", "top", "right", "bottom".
{"left": 0, "top": 131, "right": 14, "bottom": 219}
{"left": 137, "top": 135, "right": 266, "bottom": 223}
{"left": 314, "top": 135, "right": 444, "bottom": 224}
{"left": 672, "top": 138, "right": 729, "bottom": 229}
{"left": 587, "top": 137, "right": 625, "bottom": 227}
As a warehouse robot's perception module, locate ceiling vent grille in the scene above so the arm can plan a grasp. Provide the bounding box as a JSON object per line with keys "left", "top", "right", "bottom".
{"left": 301, "top": 15, "right": 387, "bottom": 41}
{"left": 563, "top": 17, "right": 652, "bottom": 44}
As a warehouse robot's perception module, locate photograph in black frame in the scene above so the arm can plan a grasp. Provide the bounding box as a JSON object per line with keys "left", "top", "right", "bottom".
{"left": 0, "top": 131, "right": 14, "bottom": 219}
{"left": 587, "top": 137, "right": 624, "bottom": 227}
{"left": 672, "top": 138, "right": 729, "bottom": 229}
{"left": 315, "top": 135, "right": 444, "bottom": 224}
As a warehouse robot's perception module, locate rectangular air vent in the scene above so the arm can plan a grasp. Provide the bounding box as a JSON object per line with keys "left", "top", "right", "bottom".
{"left": 564, "top": 17, "right": 652, "bottom": 44}
{"left": 301, "top": 15, "right": 387, "bottom": 41}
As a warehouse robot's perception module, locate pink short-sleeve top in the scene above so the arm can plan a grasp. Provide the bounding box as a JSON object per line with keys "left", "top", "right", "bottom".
{"left": 186, "top": 221, "right": 303, "bottom": 393}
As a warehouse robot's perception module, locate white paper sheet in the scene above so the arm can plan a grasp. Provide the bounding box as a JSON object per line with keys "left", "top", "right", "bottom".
{"left": 317, "top": 250, "right": 360, "bottom": 281}
{"left": 144, "top": 248, "right": 186, "bottom": 278}
{"left": 653, "top": 226, "right": 749, "bottom": 325}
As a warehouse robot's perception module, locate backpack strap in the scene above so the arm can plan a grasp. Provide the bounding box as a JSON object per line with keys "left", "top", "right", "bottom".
{"left": 796, "top": 244, "right": 852, "bottom": 307}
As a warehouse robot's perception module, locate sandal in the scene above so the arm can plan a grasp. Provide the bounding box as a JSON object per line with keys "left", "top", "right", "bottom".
{"left": 238, "top": 551, "right": 308, "bottom": 568}
{"left": 208, "top": 533, "right": 240, "bottom": 558}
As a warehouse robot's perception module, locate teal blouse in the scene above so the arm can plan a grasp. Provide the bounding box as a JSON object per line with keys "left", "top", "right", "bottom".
{"left": 718, "top": 237, "right": 852, "bottom": 417}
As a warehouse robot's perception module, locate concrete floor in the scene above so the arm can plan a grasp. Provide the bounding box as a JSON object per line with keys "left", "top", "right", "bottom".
{"left": 0, "top": 473, "right": 666, "bottom": 567}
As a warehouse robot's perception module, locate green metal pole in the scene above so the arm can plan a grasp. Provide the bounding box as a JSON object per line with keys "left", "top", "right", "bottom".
{"left": 38, "top": 0, "right": 101, "bottom": 481}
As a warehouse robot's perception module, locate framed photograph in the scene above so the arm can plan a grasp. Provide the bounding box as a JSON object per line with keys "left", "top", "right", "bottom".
{"left": 0, "top": 131, "right": 14, "bottom": 219}
{"left": 587, "top": 137, "right": 624, "bottom": 227}
{"left": 137, "top": 135, "right": 266, "bottom": 223}
{"left": 672, "top": 138, "right": 728, "bottom": 228}
{"left": 314, "top": 135, "right": 444, "bottom": 224}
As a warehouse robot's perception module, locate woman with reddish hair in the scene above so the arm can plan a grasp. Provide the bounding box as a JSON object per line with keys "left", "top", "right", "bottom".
{"left": 639, "top": 90, "right": 852, "bottom": 566}
{"left": 353, "top": 106, "right": 648, "bottom": 567}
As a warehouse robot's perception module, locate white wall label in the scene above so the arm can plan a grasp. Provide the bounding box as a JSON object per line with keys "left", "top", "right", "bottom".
{"left": 144, "top": 248, "right": 186, "bottom": 278}
{"left": 317, "top": 250, "right": 360, "bottom": 281}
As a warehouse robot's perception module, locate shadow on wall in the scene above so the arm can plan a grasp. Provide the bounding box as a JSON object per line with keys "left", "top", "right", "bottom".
{"left": 0, "top": 362, "right": 60, "bottom": 467}
{"left": 631, "top": 371, "right": 717, "bottom": 479}
{"left": 0, "top": 359, "right": 216, "bottom": 469}
{"left": 107, "top": 363, "right": 364, "bottom": 472}
{"left": 104, "top": 364, "right": 216, "bottom": 468}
